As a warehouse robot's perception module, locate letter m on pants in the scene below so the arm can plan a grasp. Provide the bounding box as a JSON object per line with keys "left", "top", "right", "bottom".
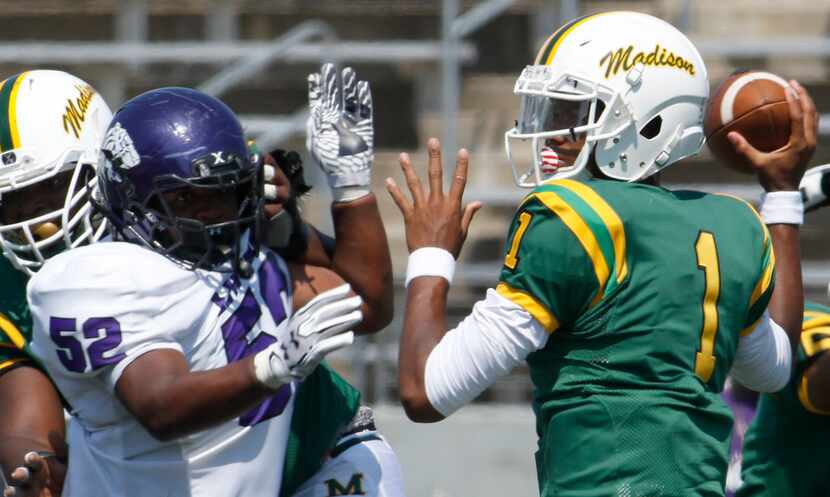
{"left": 325, "top": 473, "right": 366, "bottom": 496}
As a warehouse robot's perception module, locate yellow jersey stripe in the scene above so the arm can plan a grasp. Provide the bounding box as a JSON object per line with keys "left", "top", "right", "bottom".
{"left": 0, "top": 313, "right": 25, "bottom": 349}
{"left": 7, "top": 70, "right": 27, "bottom": 148}
{"left": 803, "top": 313, "right": 830, "bottom": 330}
{"left": 798, "top": 374, "right": 830, "bottom": 416}
{"left": 749, "top": 249, "right": 775, "bottom": 308}
{"left": 533, "top": 191, "right": 610, "bottom": 307}
{"left": 496, "top": 282, "right": 560, "bottom": 333}
{"left": 740, "top": 316, "right": 763, "bottom": 337}
{"left": 0, "top": 357, "right": 26, "bottom": 372}
{"left": 554, "top": 179, "right": 628, "bottom": 284}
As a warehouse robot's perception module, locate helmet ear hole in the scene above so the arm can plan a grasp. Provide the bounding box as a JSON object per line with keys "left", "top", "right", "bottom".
{"left": 639, "top": 115, "right": 662, "bottom": 139}
{"left": 594, "top": 99, "right": 606, "bottom": 123}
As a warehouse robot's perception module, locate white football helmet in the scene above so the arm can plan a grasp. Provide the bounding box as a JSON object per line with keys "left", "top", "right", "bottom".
{"left": 505, "top": 11, "right": 709, "bottom": 186}
{"left": 0, "top": 70, "right": 113, "bottom": 275}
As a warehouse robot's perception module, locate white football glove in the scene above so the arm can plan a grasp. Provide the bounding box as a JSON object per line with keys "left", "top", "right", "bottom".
{"left": 800, "top": 163, "right": 830, "bottom": 212}
{"left": 306, "top": 63, "right": 374, "bottom": 202}
{"left": 254, "top": 283, "right": 361, "bottom": 389}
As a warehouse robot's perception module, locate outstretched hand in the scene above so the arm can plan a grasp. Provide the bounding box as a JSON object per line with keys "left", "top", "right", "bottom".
{"left": 385, "top": 138, "right": 482, "bottom": 258}
{"left": 728, "top": 79, "right": 818, "bottom": 192}
{"left": 4, "top": 450, "right": 66, "bottom": 497}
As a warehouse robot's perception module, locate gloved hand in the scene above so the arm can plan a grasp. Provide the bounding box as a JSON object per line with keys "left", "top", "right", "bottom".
{"left": 306, "top": 63, "right": 374, "bottom": 202}
{"left": 253, "top": 283, "right": 361, "bottom": 388}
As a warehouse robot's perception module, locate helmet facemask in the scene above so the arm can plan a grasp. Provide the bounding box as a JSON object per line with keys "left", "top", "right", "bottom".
{"left": 0, "top": 148, "right": 106, "bottom": 276}
{"left": 505, "top": 66, "right": 628, "bottom": 187}
{"left": 102, "top": 154, "right": 264, "bottom": 276}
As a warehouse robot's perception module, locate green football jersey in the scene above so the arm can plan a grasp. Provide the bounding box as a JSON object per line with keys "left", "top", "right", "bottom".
{"left": 736, "top": 302, "right": 830, "bottom": 497}
{"left": 498, "top": 178, "right": 774, "bottom": 497}
{"left": 0, "top": 255, "right": 34, "bottom": 373}
{"left": 280, "top": 361, "right": 361, "bottom": 497}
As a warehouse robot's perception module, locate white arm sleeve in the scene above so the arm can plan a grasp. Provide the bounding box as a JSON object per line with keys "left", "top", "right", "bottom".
{"left": 424, "top": 288, "right": 550, "bottom": 417}
{"left": 729, "top": 312, "right": 791, "bottom": 393}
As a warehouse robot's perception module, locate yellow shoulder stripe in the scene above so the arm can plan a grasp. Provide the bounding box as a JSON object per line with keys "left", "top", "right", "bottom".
{"left": 0, "top": 357, "right": 26, "bottom": 372}
{"left": 0, "top": 313, "right": 25, "bottom": 349}
{"left": 798, "top": 373, "right": 830, "bottom": 416}
{"left": 554, "top": 179, "right": 628, "bottom": 284}
{"left": 804, "top": 312, "right": 830, "bottom": 330}
{"left": 800, "top": 326, "right": 830, "bottom": 357}
{"left": 532, "top": 191, "right": 609, "bottom": 307}
{"left": 496, "top": 283, "right": 560, "bottom": 334}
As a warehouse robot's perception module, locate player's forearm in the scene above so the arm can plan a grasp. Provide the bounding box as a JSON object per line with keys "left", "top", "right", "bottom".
{"left": 118, "top": 356, "right": 275, "bottom": 442}
{"left": 330, "top": 193, "right": 394, "bottom": 333}
{"left": 398, "top": 277, "right": 448, "bottom": 423}
{"left": 766, "top": 223, "right": 803, "bottom": 344}
{"left": 0, "top": 367, "right": 66, "bottom": 479}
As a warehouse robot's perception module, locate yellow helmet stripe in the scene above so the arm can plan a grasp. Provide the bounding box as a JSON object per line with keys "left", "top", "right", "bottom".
{"left": 7, "top": 71, "right": 28, "bottom": 149}
{"left": 0, "top": 72, "right": 26, "bottom": 152}
{"left": 537, "top": 12, "right": 615, "bottom": 66}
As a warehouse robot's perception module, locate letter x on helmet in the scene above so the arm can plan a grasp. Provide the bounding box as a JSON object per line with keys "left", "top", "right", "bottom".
{"left": 505, "top": 11, "right": 709, "bottom": 186}
{"left": 94, "top": 87, "right": 262, "bottom": 275}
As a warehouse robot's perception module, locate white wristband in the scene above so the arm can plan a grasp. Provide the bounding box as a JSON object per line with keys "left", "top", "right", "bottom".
{"left": 760, "top": 191, "right": 804, "bottom": 225}
{"left": 405, "top": 247, "right": 456, "bottom": 288}
{"left": 332, "top": 186, "right": 371, "bottom": 203}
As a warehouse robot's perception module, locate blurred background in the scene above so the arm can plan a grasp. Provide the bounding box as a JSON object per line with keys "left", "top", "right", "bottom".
{"left": 2, "top": 1, "right": 829, "bottom": 495}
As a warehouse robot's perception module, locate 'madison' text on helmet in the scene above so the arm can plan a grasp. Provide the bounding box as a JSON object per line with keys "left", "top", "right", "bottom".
{"left": 505, "top": 11, "right": 709, "bottom": 185}
{"left": 95, "top": 87, "right": 263, "bottom": 275}
{"left": 0, "top": 70, "right": 113, "bottom": 275}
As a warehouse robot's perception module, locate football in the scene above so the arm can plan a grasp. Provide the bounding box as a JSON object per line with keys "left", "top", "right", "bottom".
{"left": 704, "top": 71, "right": 792, "bottom": 173}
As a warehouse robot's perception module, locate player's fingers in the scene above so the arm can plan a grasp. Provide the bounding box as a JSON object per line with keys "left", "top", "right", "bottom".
{"left": 322, "top": 63, "right": 340, "bottom": 112}
{"left": 310, "top": 332, "right": 355, "bottom": 360}
{"left": 342, "top": 67, "right": 358, "bottom": 117}
{"left": 791, "top": 80, "right": 818, "bottom": 147}
{"left": 449, "top": 148, "right": 470, "bottom": 201}
{"left": 316, "top": 310, "right": 363, "bottom": 340}
{"left": 9, "top": 467, "right": 29, "bottom": 484}
{"left": 399, "top": 152, "right": 426, "bottom": 206}
{"left": 3, "top": 486, "right": 17, "bottom": 497}
{"left": 727, "top": 131, "right": 764, "bottom": 165}
{"left": 314, "top": 295, "right": 363, "bottom": 324}
{"left": 385, "top": 177, "right": 413, "bottom": 216}
{"left": 23, "top": 453, "right": 43, "bottom": 473}
{"left": 784, "top": 84, "right": 805, "bottom": 147}
{"left": 427, "top": 138, "right": 444, "bottom": 199}
{"left": 461, "top": 201, "right": 483, "bottom": 235}
{"left": 307, "top": 73, "right": 322, "bottom": 107}
{"left": 298, "top": 283, "right": 352, "bottom": 316}
{"left": 358, "top": 80, "right": 372, "bottom": 121}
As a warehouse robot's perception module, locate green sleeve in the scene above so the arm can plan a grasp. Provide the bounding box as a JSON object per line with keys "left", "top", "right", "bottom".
{"left": 742, "top": 221, "right": 775, "bottom": 333}
{"left": 497, "top": 196, "right": 599, "bottom": 332}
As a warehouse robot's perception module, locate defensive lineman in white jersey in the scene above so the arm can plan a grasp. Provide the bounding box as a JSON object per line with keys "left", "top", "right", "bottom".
{"left": 28, "top": 87, "right": 365, "bottom": 497}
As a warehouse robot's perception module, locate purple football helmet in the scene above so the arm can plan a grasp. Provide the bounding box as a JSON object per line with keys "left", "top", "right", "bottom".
{"left": 94, "top": 87, "right": 262, "bottom": 274}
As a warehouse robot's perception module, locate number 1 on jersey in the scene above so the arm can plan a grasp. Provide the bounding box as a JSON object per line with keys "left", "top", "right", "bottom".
{"left": 504, "top": 212, "right": 532, "bottom": 270}
{"left": 694, "top": 231, "right": 720, "bottom": 382}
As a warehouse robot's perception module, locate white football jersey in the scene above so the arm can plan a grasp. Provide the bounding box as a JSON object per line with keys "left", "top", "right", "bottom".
{"left": 28, "top": 240, "right": 296, "bottom": 497}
